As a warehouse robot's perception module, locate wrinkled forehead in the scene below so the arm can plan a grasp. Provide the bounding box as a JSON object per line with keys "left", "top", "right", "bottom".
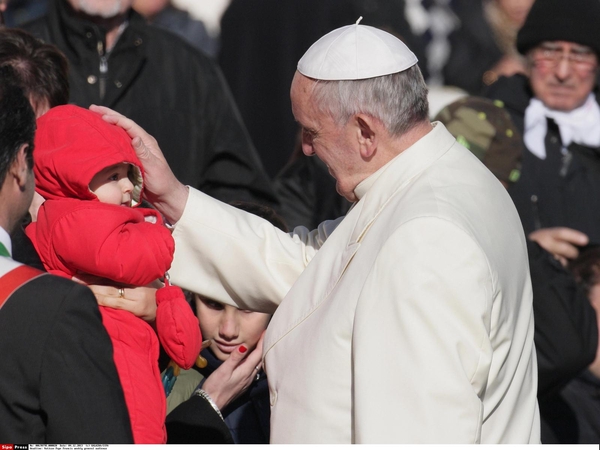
{"left": 290, "top": 73, "right": 317, "bottom": 118}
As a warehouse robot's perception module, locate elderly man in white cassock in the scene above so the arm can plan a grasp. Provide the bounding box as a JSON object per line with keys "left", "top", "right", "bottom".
{"left": 94, "top": 19, "right": 541, "bottom": 444}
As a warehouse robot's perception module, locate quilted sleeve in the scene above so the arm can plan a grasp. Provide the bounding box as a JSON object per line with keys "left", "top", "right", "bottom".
{"left": 155, "top": 284, "right": 202, "bottom": 369}
{"left": 52, "top": 204, "right": 174, "bottom": 286}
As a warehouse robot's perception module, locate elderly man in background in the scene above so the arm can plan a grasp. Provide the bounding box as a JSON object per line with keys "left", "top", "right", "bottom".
{"left": 20, "top": 0, "right": 277, "bottom": 207}
{"left": 486, "top": 0, "right": 600, "bottom": 263}
{"left": 484, "top": 0, "right": 600, "bottom": 442}
{"left": 96, "top": 21, "right": 540, "bottom": 443}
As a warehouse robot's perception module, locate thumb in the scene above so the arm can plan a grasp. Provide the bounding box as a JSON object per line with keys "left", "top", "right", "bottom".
{"left": 223, "top": 344, "right": 249, "bottom": 368}
{"left": 132, "top": 136, "right": 151, "bottom": 160}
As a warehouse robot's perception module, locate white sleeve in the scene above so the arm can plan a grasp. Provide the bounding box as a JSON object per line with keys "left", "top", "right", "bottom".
{"left": 170, "top": 187, "right": 342, "bottom": 313}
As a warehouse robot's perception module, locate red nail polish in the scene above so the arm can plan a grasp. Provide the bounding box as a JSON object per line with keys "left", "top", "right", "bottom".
{"left": 239, "top": 345, "right": 247, "bottom": 353}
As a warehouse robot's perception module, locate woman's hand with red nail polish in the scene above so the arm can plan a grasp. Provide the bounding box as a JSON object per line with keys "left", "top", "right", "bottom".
{"left": 202, "top": 333, "right": 264, "bottom": 410}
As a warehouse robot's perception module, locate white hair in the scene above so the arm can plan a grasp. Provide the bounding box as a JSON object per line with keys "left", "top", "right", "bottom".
{"left": 311, "top": 65, "right": 429, "bottom": 136}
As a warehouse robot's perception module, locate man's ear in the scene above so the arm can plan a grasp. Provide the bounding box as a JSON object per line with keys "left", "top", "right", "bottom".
{"left": 355, "top": 114, "right": 378, "bottom": 160}
{"left": 10, "top": 144, "right": 31, "bottom": 191}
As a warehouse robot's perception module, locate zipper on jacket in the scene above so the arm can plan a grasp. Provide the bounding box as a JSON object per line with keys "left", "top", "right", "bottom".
{"left": 97, "top": 40, "right": 107, "bottom": 101}
{"left": 559, "top": 149, "right": 573, "bottom": 178}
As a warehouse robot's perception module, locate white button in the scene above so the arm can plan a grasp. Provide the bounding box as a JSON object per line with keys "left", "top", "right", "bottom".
{"left": 87, "top": 75, "right": 97, "bottom": 84}
{"left": 114, "top": 80, "right": 123, "bottom": 88}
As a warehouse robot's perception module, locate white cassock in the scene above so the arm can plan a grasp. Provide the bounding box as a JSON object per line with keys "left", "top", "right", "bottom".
{"left": 170, "top": 122, "right": 540, "bottom": 443}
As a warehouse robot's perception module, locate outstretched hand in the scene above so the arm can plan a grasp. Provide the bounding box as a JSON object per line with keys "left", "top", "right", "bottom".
{"left": 529, "top": 227, "right": 589, "bottom": 267}
{"left": 202, "top": 333, "right": 265, "bottom": 410}
{"left": 89, "top": 104, "right": 189, "bottom": 224}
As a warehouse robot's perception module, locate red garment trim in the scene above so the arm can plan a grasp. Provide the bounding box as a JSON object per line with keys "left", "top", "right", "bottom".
{"left": 0, "top": 265, "right": 44, "bottom": 310}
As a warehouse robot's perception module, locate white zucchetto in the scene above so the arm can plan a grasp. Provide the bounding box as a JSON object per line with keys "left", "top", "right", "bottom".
{"left": 297, "top": 17, "right": 418, "bottom": 81}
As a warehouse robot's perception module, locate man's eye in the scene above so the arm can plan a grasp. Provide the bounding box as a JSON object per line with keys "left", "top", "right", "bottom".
{"left": 573, "top": 51, "right": 594, "bottom": 62}
{"left": 303, "top": 128, "right": 316, "bottom": 141}
{"left": 109, "top": 174, "right": 119, "bottom": 181}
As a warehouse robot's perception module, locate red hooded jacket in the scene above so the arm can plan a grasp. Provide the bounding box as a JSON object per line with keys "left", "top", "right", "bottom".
{"left": 26, "top": 105, "right": 201, "bottom": 443}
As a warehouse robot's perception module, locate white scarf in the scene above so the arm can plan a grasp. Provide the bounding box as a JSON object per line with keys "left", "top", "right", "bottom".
{"left": 523, "top": 94, "right": 600, "bottom": 159}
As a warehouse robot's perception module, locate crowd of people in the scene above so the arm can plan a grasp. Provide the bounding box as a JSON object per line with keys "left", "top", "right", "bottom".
{"left": 0, "top": 0, "right": 599, "bottom": 444}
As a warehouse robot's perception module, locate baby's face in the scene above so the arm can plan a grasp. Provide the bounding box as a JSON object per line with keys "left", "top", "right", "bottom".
{"left": 195, "top": 294, "right": 270, "bottom": 361}
{"left": 89, "top": 163, "right": 134, "bottom": 206}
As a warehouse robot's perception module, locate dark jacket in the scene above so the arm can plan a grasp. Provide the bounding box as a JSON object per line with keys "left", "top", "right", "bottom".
{"left": 166, "top": 393, "right": 233, "bottom": 444}
{"left": 527, "top": 240, "right": 598, "bottom": 397}
{"left": 486, "top": 74, "right": 600, "bottom": 244}
{"left": 198, "top": 348, "right": 270, "bottom": 444}
{"left": 20, "top": 0, "right": 277, "bottom": 207}
{"left": 0, "top": 267, "right": 133, "bottom": 443}
{"left": 540, "top": 370, "right": 600, "bottom": 443}
{"left": 151, "top": 5, "right": 217, "bottom": 57}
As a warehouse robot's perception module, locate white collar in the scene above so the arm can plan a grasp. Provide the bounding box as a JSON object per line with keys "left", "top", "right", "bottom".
{"left": 524, "top": 94, "right": 600, "bottom": 159}
{"left": 354, "top": 154, "right": 398, "bottom": 200}
{"left": 0, "top": 226, "right": 12, "bottom": 257}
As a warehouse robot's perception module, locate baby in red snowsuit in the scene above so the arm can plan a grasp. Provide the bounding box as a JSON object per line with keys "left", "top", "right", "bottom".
{"left": 25, "top": 105, "right": 201, "bottom": 443}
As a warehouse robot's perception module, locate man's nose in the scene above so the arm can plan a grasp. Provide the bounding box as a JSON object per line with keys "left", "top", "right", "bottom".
{"left": 554, "top": 56, "right": 573, "bottom": 80}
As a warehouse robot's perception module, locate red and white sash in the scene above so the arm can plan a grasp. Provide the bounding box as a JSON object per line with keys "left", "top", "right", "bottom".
{"left": 0, "top": 257, "right": 45, "bottom": 310}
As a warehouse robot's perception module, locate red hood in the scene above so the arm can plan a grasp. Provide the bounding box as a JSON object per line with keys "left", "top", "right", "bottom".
{"left": 34, "top": 105, "right": 144, "bottom": 202}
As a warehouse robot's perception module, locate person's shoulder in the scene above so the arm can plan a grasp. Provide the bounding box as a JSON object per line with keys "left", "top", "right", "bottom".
{"left": 18, "top": 271, "right": 91, "bottom": 299}
{"left": 18, "top": 13, "right": 51, "bottom": 39}
{"left": 131, "top": 16, "right": 215, "bottom": 67}
{"left": 7, "top": 271, "right": 97, "bottom": 321}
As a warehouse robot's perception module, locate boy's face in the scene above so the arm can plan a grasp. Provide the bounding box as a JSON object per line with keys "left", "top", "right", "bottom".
{"left": 89, "top": 162, "right": 134, "bottom": 206}
{"left": 195, "top": 294, "right": 270, "bottom": 361}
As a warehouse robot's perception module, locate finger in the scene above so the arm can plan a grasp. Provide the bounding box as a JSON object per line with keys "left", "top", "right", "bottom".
{"left": 90, "top": 104, "right": 150, "bottom": 143}
{"left": 554, "top": 227, "right": 589, "bottom": 246}
{"left": 86, "top": 284, "right": 122, "bottom": 298}
{"left": 243, "top": 343, "right": 263, "bottom": 371}
{"left": 556, "top": 255, "right": 568, "bottom": 268}
{"left": 131, "top": 135, "right": 154, "bottom": 162}
{"left": 252, "top": 332, "right": 266, "bottom": 370}
{"left": 553, "top": 241, "right": 580, "bottom": 260}
{"left": 89, "top": 104, "right": 121, "bottom": 117}
{"left": 225, "top": 344, "right": 250, "bottom": 368}
{"left": 96, "top": 295, "right": 129, "bottom": 310}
